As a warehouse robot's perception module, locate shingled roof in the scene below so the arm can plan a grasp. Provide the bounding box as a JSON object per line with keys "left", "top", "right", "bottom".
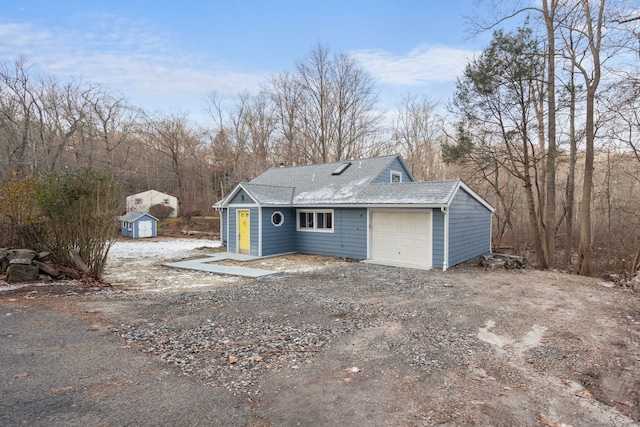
{"left": 119, "top": 211, "right": 158, "bottom": 222}
{"left": 250, "top": 155, "right": 404, "bottom": 189}
{"left": 217, "top": 154, "right": 492, "bottom": 210}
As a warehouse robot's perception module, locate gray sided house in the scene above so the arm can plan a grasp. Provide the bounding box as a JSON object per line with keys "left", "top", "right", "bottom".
{"left": 216, "top": 155, "right": 494, "bottom": 270}
{"left": 119, "top": 211, "right": 158, "bottom": 239}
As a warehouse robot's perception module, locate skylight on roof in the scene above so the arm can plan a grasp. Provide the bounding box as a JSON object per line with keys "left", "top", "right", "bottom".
{"left": 332, "top": 162, "right": 352, "bottom": 175}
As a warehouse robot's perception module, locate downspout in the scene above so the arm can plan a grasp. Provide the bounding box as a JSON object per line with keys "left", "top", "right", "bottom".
{"left": 441, "top": 206, "right": 449, "bottom": 271}
{"left": 490, "top": 211, "right": 493, "bottom": 255}
{"left": 214, "top": 207, "right": 223, "bottom": 244}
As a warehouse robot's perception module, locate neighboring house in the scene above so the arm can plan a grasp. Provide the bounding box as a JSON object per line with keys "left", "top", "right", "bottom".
{"left": 215, "top": 155, "right": 494, "bottom": 271}
{"left": 119, "top": 212, "right": 158, "bottom": 239}
{"left": 125, "top": 190, "right": 178, "bottom": 217}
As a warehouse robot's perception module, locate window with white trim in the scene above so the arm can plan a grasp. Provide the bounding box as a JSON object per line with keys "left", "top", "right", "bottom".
{"left": 391, "top": 171, "right": 402, "bottom": 182}
{"left": 271, "top": 211, "right": 284, "bottom": 226}
{"left": 297, "top": 209, "right": 333, "bottom": 232}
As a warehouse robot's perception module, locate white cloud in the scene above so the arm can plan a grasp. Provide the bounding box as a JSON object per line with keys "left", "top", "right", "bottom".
{"left": 352, "top": 45, "right": 477, "bottom": 86}
{"left": 0, "top": 18, "right": 267, "bottom": 112}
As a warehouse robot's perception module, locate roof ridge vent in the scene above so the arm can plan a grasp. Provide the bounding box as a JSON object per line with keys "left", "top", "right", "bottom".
{"left": 332, "top": 161, "right": 352, "bottom": 175}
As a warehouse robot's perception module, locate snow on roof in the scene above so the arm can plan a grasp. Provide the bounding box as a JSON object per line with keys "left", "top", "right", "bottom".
{"left": 293, "top": 177, "right": 371, "bottom": 204}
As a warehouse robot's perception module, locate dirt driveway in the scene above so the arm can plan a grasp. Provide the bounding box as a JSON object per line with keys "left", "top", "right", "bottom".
{"left": 1, "top": 238, "right": 640, "bottom": 426}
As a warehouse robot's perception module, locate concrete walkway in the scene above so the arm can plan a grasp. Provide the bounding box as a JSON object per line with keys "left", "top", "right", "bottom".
{"left": 164, "top": 252, "right": 276, "bottom": 278}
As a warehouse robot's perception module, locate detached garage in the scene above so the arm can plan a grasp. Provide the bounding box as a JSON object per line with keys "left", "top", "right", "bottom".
{"left": 215, "top": 155, "right": 494, "bottom": 271}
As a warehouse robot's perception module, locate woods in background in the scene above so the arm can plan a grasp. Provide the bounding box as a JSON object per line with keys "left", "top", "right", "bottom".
{"left": 2, "top": 0, "right": 640, "bottom": 278}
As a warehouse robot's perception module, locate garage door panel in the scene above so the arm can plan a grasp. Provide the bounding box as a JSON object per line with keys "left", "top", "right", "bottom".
{"left": 371, "top": 210, "right": 432, "bottom": 269}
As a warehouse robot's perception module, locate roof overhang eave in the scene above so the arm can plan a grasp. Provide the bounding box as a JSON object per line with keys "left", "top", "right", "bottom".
{"left": 455, "top": 181, "right": 496, "bottom": 213}
{"left": 217, "top": 183, "right": 260, "bottom": 208}
{"left": 287, "top": 202, "right": 449, "bottom": 209}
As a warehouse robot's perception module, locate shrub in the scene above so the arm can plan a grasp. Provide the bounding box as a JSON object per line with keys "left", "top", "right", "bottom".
{"left": 0, "top": 174, "right": 44, "bottom": 249}
{"left": 148, "top": 204, "right": 174, "bottom": 220}
{"left": 36, "top": 169, "right": 121, "bottom": 279}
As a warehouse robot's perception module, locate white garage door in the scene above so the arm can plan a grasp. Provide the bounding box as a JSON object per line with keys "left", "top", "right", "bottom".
{"left": 370, "top": 210, "right": 432, "bottom": 269}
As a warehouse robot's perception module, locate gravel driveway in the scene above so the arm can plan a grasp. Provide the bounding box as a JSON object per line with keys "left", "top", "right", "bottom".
{"left": 1, "top": 239, "right": 640, "bottom": 426}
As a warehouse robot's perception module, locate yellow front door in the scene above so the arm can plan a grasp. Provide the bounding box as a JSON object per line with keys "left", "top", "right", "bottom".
{"left": 238, "top": 210, "right": 250, "bottom": 254}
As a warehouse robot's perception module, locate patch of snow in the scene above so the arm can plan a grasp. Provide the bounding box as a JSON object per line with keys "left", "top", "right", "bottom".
{"left": 102, "top": 238, "right": 231, "bottom": 292}
{"left": 108, "top": 238, "right": 220, "bottom": 261}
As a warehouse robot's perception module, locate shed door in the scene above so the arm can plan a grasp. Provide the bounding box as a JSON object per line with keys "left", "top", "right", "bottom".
{"left": 370, "top": 210, "right": 432, "bottom": 269}
{"left": 138, "top": 220, "right": 153, "bottom": 238}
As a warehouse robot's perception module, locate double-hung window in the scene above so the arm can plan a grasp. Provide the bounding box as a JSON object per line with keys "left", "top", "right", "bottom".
{"left": 297, "top": 209, "right": 333, "bottom": 232}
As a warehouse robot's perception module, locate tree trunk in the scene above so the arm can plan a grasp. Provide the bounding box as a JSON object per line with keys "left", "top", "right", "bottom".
{"left": 576, "top": 0, "right": 603, "bottom": 276}
{"left": 524, "top": 177, "right": 548, "bottom": 268}
{"left": 563, "top": 71, "right": 577, "bottom": 268}
{"left": 544, "top": 0, "right": 558, "bottom": 267}
{"left": 577, "top": 85, "right": 596, "bottom": 276}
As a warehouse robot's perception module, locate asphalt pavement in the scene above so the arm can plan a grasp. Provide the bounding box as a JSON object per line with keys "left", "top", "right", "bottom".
{"left": 0, "top": 300, "right": 255, "bottom": 427}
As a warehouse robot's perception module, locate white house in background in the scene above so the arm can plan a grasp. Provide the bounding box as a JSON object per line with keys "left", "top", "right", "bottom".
{"left": 125, "top": 189, "right": 178, "bottom": 218}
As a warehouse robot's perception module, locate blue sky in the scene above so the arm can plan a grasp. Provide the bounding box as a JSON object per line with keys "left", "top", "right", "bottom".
{"left": 0, "top": 0, "right": 493, "bottom": 124}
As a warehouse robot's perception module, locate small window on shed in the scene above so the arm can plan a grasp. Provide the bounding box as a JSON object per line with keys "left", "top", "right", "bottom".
{"left": 391, "top": 171, "right": 402, "bottom": 182}
{"left": 163, "top": 198, "right": 170, "bottom": 205}
{"left": 135, "top": 198, "right": 142, "bottom": 204}
{"left": 271, "top": 211, "right": 284, "bottom": 227}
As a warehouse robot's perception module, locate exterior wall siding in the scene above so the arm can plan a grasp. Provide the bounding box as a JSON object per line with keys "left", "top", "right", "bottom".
{"left": 432, "top": 209, "right": 445, "bottom": 268}
{"left": 227, "top": 208, "right": 237, "bottom": 252}
{"left": 121, "top": 223, "right": 134, "bottom": 238}
{"left": 249, "top": 208, "right": 259, "bottom": 256}
{"left": 295, "top": 208, "right": 367, "bottom": 259}
{"left": 261, "top": 207, "right": 296, "bottom": 256}
{"left": 220, "top": 208, "right": 228, "bottom": 246}
{"left": 372, "top": 158, "right": 414, "bottom": 183}
{"left": 229, "top": 188, "right": 253, "bottom": 204}
{"left": 448, "top": 188, "right": 492, "bottom": 266}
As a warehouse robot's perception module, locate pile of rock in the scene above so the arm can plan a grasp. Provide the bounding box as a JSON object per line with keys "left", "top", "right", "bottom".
{"left": 0, "top": 248, "right": 62, "bottom": 283}
{"left": 480, "top": 253, "right": 528, "bottom": 270}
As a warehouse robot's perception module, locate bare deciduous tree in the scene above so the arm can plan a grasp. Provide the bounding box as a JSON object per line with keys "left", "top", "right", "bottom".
{"left": 271, "top": 43, "right": 379, "bottom": 164}
{"left": 561, "top": 0, "right": 605, "bottom": 276}
{"left": 393, "top": 93, "right": 445, "bottom": 181}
